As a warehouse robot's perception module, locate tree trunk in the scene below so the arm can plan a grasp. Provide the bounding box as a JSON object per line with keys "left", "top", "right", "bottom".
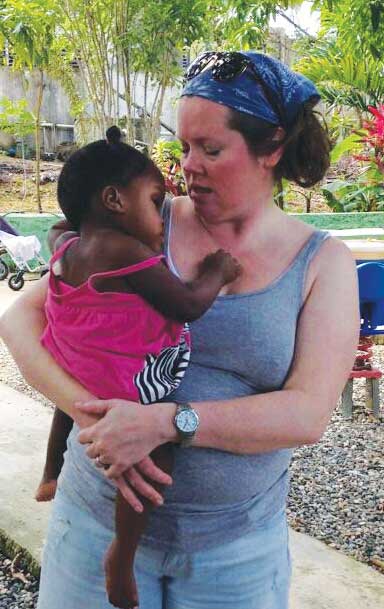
{"left": 34, "top": 69, "right": 44, "bottom": 213}
{"left": 276, "top": 178, "right": 284, "bottom": 210}
{"left": 306, "top": 193, "right": 311, "bottom": 214}
{"left": 149, "top": 82, "right": 166, "bottom": 153}
{"left": 21, "top": 139, "right": 27, "bottom": 201}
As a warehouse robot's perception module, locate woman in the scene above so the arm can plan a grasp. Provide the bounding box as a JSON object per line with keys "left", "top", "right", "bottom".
{"left": 0, "top": 51, "right": 359, "bottom": 609}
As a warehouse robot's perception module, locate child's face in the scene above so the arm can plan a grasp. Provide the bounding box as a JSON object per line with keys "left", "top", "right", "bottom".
{"left": 119, "top": 174, "right": 165, "bottom": 251}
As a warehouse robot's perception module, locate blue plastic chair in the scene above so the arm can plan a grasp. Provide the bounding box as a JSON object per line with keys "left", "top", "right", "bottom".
{"left": 357, "top": 262, "right": 384, "bottom": 335}
{"left": 341, "top": 262, "right": 384, "bottom": 418}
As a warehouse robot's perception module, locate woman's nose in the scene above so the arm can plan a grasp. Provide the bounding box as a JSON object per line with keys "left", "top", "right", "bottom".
{"left": 182, "top": 150, "right": 203, "bottom": 175}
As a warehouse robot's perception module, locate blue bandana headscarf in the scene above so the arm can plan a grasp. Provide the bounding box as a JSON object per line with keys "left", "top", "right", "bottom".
{"left": 181, "top": 51, "right": 320, "bottom": 129}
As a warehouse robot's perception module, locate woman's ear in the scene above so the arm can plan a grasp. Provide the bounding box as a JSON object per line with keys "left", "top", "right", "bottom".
{"left": 263, "top": 127, "right": 285, "bottom": 169}
{"left": 101, "top": 185, "right": 124, "bottom": 213}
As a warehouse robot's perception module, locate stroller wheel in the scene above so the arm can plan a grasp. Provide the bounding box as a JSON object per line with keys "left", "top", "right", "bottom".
{"left": 8, "top": 273, "right": 25, "bottom": 291}
{"left": 0, "top": 259, "right": 9, "bottom": 280}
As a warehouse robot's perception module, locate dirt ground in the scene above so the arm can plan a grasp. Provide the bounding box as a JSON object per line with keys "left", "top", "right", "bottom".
{"left": 0, "top": 153, "right": 331, "bottom": 215}
{"left": 0, "top": 155, "right": 61, "bottom": 215}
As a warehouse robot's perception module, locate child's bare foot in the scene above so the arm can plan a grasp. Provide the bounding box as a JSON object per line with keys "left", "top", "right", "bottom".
{"left": 35, "top": 479, "right": 57, "bottom": 502}
{"left": 104, "top": 539, "right": 138, "bottom": 609}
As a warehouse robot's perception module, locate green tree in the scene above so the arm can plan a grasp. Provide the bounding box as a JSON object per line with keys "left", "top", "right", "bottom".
{"left": 0, "top": 0, "right": 58, "bottom": 211}
{"left": 295, "top": 1, "right": 384, "bottom": 118}
{"left": 50, "top": 1, "right": 306, "bottom": 150}
{"left": 0, "top": 96, "right": 35, "bottom": 198}
{"left": 1, "top": 0, "right": 308, "bottom": 162}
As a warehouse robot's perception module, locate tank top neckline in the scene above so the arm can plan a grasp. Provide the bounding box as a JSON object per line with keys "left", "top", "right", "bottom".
{"left": 163, "top": 197, "right": 328, "bottom": 301}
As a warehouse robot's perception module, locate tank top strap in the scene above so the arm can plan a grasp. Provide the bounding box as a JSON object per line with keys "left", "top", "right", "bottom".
{"left": 161, "top": 195, "right": 172, "bottom": 256}
{"left": 161, "top": 195, "right": 180, "bottom": 277}
{"left": 295, "top": 230, "right": 331, "bottom": 269}
{"left": 50, "top": 236, "right": 79, "bottom": 267}
{"left": 289, "top": 230, "right": 330, "bottom": 305}
{"left": 87, "top": 254, "right": 165, "bottom": 284}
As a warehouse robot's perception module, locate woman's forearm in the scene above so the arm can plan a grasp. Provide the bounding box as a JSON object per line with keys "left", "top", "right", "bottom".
{"left": 0, "top": 278, "right": 93, "bottom": 425}
{"left": 159, "top": 388, "right": 326, "bottom": 455}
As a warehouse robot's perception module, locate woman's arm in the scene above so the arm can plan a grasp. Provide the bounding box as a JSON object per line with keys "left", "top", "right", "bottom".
{"left": 77, "top": 238, "right": 360, "bottom": 478}
{"left": 189, "top": 241, "right": 360, "bottom": 453}
{"left": 0, "top": 276, "right": 172, "bottom": 509}
{"left": 0, "top": 275, "right": 94, "bottom": 426}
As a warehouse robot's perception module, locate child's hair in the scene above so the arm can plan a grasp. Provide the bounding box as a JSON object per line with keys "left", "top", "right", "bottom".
{"left": 57, "top": 126, "right": 164, "bottom": 230}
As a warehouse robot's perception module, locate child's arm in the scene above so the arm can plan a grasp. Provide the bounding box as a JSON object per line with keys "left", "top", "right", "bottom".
{"left": 109, "top": 237, "right": 242, "bottom": 323}
{"left": 129, "top": 249, "right": 240, "bottom": 322}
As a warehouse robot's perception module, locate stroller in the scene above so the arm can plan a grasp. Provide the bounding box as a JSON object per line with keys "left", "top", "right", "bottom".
{"left": 0, "top": 215, "right": 48, "bottom": 291}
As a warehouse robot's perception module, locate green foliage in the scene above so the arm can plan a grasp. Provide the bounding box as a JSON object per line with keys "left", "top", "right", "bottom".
{"left": 192, "top": 1, "right": 305, "bottom": 51}
{"left": 314, "top": 0, "right": 384, "bottom": 61}
{"left": 0, "top": 0, "right": 58, "bottom": 71}
{"left": 295, "top": 37, "right": 384, "bottom": 114}
{"left": 322, "top": 170, "right": 384, "bottom": 213}
{"left": 330, "top": 132, "right": 363, "bottom": 164}
{"left": 152, "top": 139, "right": 186, "bottom": 196}
{"left": 295, "top": 1, "right": 384, "bottom": 127}
{"left": 0, "top": 1, "right": 309, "bottom": 153}
{"left": 0, "top": 97, "right": 34, "bottom": 137}
{"left": 0, "top": 0, "right": 62, "bottom": 211}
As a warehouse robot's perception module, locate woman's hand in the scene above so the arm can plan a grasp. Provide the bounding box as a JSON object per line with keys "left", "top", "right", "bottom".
{"left": 76, "top": 399, "right": 175, "bottom": 510}
{"left": 115, "top": 457, "right": 172, "bottom": 512}
{"left": 76, "top": 400, "right": 166, "bottom": 476}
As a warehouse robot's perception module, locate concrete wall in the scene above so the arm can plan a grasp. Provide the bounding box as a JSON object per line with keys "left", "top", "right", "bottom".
{"left": 0, "top": 64, "right": 179, "bottom": 150}
{"left": 0, "top": 67, "right": 74, "bottom": 125}
{"left": 0, "top": 67, "right": 75, "bottom": 154}
{"left": 3, "top": 212, "right": 384, "bottom": 265}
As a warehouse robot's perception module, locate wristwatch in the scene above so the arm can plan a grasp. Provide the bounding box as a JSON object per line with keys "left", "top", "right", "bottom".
{"left": 174, "top": 402, "right": 200, "bottom": 447}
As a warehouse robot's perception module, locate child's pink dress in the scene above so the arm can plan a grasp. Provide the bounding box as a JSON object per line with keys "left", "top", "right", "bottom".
{"left": 41, "top": 237, "right": 191, "bottom": 404}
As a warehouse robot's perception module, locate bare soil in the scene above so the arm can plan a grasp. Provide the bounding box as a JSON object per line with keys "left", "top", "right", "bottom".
{"left": 0, "top": 155, "right": 61, "bottom": 215}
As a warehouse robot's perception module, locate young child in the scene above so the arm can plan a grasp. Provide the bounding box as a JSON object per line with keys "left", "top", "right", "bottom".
{"left": 37, "top": 126, "right": 241, "bottom": 609}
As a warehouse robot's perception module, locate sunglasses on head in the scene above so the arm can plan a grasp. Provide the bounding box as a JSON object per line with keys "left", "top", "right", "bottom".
{"left": 185, "top": 51, "right": 284, "bottom": 126}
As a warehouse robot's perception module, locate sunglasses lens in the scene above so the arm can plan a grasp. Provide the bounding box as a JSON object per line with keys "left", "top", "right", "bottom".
{"left": 186, "top": 52, "right": 217, "bottom": 80}
{"left": 212, "top": 54, "right": 249, "bottom": 81}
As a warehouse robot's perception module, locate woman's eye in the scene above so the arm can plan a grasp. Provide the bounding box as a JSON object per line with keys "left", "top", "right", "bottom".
{"left": 205, "top": 148, "right": 220, "bottom": 157}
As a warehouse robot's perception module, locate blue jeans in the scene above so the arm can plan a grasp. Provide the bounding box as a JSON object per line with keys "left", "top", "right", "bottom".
{"left": 37, "top": 488, "right": 291, "bottom": 609}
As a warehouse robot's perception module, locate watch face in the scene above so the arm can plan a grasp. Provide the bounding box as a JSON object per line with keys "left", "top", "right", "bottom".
{"left": 177, "top": 410, "right": 198, "bottom": 433}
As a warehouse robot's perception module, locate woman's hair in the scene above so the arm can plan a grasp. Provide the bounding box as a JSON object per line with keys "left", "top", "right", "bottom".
{"left": 227, "top": 101, "right": 331, "bottom": 187}
{"left": 57, "top": 126, "right": 163, "bottom": 229}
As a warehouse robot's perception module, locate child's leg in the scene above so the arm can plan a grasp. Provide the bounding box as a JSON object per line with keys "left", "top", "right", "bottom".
{"left": 35, "top": 407, "right": 74, "bottom": 502}
{"left": 104, "top": 443, "right": 173, "bottom": 609}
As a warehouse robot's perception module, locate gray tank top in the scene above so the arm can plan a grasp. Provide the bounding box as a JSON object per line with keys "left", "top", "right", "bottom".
{"left": 59, "top": 198, "right": 330, "bottom": 552}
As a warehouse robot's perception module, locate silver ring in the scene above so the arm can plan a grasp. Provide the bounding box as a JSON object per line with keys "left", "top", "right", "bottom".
{"left": 95, "top": 455, "right": 110, "bottom": 470}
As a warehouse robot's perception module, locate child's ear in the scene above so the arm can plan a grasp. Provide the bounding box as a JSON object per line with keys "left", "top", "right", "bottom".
{"left": 101, "top": 186, "right": 124, "bottom": 213}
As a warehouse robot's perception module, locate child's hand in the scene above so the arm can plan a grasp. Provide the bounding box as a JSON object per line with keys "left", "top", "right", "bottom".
{"left": 199, "top": 249, "right": 242, "bottom": 284}
{"left": 104, "top": 538, "right": 138, "bottom": 609}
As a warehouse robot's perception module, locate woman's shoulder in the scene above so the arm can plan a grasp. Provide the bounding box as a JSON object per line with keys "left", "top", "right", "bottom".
{"left": 285, "top": 214, "right": 353, "bottom": 263}
{"left": 282, "top": 213, "right": 355, "bottom": 297}
{"left": 170, "top": 195, "right": 194, "bottom": 219}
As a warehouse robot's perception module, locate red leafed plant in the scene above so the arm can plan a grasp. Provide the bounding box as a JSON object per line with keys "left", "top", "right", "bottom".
{"left": 152, "top": 140, "right": 187, "bottom": 196}
{"left": 355, "top": 105, "right": 384, "bottom": 173}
